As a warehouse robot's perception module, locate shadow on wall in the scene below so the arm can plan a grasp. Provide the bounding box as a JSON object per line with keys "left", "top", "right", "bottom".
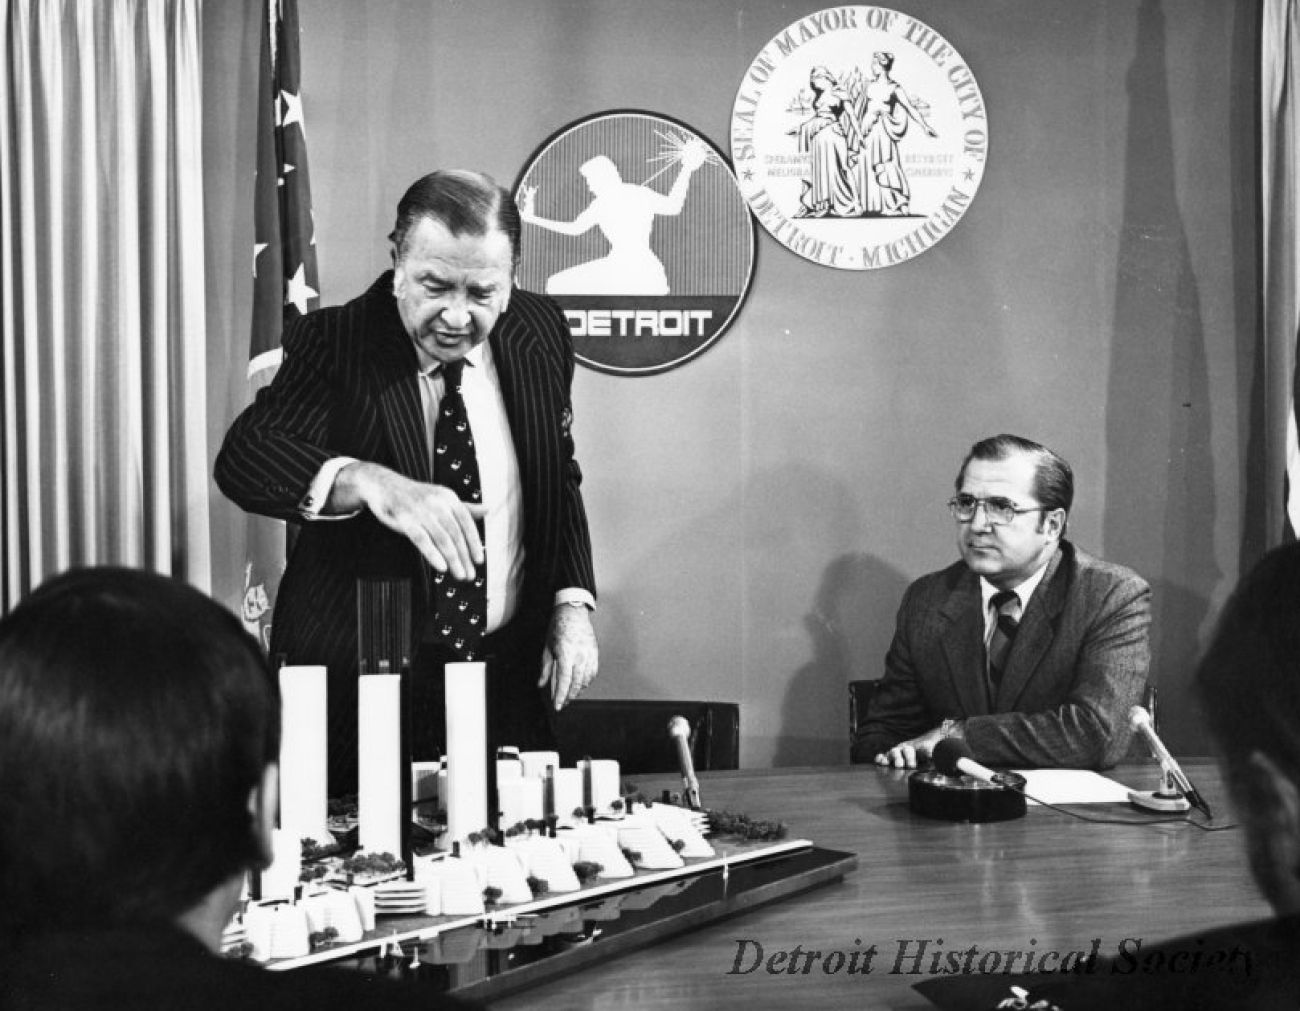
{"left": 773, "top": 552, "right": 910, "bottom": 766}
{"left": 584, "top": 457, "right": 883, "bottom": 767}
{"left": 1104, "top": 0, "right": 1218, "bottom": 754}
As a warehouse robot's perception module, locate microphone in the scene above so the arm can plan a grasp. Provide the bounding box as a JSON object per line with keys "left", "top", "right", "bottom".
{"left": 667, "top": 716, "right": 703, "bottom": 810}
{"left": 1129, "top": 706, "right": 1212, "bottom": 819}
{"left": 932, "top": 738, "right": 1017, "bottom": 788}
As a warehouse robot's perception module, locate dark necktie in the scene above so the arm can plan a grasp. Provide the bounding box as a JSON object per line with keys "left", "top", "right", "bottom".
{"left": 986, "top": 590, "right": 1020, "bottom": 693}
{"left": 430, "top": 359, "right": 486, "bottom": 660}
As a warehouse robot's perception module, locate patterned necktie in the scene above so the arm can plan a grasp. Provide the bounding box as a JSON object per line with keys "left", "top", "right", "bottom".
{"left": 986, "top": 590, "right": 1020, "bottom": 693}
{"left": 430, "top": 359, "right": 486, "bottom": 660}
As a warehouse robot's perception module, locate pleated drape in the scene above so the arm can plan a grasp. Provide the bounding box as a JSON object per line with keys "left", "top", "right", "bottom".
{"left": 1262, "top": 0, "right": 1300, "bottom": 540}
{"left": 0, "top": 0, "right": 210, "bottom": 610}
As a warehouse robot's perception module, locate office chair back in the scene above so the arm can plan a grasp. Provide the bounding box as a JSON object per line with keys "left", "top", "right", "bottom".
{"left": 553, "top": 699, "right": 740, "bottom": 776}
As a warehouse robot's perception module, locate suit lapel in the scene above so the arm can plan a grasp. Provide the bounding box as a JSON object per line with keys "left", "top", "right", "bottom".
{"left": 490, "top": 309, "right": 555, "bottom": 569}
{"left": 995, "top": 546, "right": 1066, "bottom": 709}
{"left": 368, "top": 281, "right": 431, "bottom": 484}
{"left": 938, "top": 571, "right": 990, "bottom": 716}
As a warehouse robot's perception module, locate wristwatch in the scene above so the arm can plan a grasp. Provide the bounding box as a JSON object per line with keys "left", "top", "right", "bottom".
{"left": 940, "top": 719, "right": 964, "bottom": 739}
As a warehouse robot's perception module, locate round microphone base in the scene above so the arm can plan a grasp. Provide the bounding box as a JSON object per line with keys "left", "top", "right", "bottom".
{"left": 1127, "top": 789, "right": 1190, "bottom": 813}
{"left": 907, "top": 770, "right": 1027, "bottom": 823}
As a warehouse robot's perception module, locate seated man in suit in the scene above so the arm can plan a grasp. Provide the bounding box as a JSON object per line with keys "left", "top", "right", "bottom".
{"left": 917, "top": 542, "right": 1300, "bottom": 1010}
{"left": 0, "top": 567, "right": 476, "bottom": 1011}
{"left": 853, "top": 434, "right": 1150, "bottom": 769}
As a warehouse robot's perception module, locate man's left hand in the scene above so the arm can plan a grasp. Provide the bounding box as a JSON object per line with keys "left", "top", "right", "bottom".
{"left": 540, "top": 605, "right": 599, "bottom": 710}
{"left": 875, "top": 725, "right": 945, "bottom": 769}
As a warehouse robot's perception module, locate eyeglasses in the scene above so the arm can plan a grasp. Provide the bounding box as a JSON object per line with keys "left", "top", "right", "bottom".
{"left": 947, "top": 494, "right": 1044, "bottom": 526}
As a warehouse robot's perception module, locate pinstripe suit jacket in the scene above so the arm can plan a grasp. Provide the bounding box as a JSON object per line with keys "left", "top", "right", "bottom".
{"left": 852, "top": 541, "right": 1150, "bottom": 769}
{"left": 215, "top": 273, "right": 595, "bottom": 745}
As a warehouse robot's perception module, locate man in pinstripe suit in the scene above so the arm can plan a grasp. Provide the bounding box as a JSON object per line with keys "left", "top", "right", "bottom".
{"left": 216, "top": 170, "right": 598, "bottom": 793}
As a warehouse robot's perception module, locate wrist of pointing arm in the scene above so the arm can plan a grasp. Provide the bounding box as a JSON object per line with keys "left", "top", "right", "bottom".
{"left": 553, "top": 588, "right": 595, "bottom": 612}
{"left": 328, "top": 460, "right": 389, "bottom": 515}
{"left": 300, "top": 457, "right": 361, "bottom": 519}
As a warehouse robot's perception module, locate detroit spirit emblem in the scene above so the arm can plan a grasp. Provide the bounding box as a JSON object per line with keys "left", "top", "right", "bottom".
{"left": 731, "top": 6, "right": 987, "bottom": 269}
{"left": 516, "top": 111, "right": 755, "bottom": 375}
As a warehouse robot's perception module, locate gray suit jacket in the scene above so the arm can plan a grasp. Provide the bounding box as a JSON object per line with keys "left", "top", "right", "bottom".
{"left": 852, "top": 540, "right": 1150, "bottom": 768}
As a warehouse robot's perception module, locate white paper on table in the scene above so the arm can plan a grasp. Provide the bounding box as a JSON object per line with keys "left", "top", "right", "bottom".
{"left": 1013, "top": 768, "right": 1133, "bottom": 805}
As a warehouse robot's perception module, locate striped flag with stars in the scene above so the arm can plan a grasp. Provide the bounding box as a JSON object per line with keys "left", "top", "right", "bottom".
{"left": 241, "top": 0, "right": 319, "bottom": 650}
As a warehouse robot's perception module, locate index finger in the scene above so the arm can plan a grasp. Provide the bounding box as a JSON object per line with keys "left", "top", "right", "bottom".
{"left": 452, "top": 502, "right": 488, "bottom": 566}
{"left": 550, "top": 655, "right": 576, "bottom": 711}
{"left": 405, "top": 524, "right": 454, "bottom": 575}
{"left": 424, "top": 520, "right": 474, "bottom": 582}
{"left": 427, "top": 501, "right": 483, "bottom": 580}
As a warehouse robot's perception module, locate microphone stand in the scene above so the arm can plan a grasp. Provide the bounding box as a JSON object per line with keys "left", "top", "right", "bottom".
{"left": 1127, "top": 765, "right": 1191, "bottom": 813}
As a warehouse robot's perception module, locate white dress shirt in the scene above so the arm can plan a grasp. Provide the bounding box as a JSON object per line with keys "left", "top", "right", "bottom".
{"left": 978, "top": 559, "right": 1050, "bottom": 646}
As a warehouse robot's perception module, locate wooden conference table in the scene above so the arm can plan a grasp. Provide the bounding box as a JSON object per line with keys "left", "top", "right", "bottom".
{"left": 490, "top": 760, "right": 1264, "bottom": 1011}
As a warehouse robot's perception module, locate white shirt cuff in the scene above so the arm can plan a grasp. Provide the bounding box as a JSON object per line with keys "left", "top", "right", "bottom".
{"left": 298, "top": 457, "right": 361, "bottom": 519}
{"left": 554, "top": 588, "right": 595, "bottom": 611}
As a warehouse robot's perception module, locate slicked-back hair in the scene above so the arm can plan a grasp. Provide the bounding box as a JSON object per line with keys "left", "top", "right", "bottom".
{"left": 0, "top": 567, "right": 280, "bottom": 939}
{"left": 388, "top": 169, "right": 521, "bottom": 266}
{"left": 956, "top": 434, "right": 1075, "bottom": 519}
{"left": 1196, "top": 543, "right": 1300, "bottom": 778}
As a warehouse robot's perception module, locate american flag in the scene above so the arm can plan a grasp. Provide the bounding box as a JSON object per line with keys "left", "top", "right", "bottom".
{"left": 241, "top": 0, "right": 319, "bottom": 649}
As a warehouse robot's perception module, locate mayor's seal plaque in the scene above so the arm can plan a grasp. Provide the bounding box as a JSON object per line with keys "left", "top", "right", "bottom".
{"left": 731, "top": 6, "right": 987, "bottom": 270}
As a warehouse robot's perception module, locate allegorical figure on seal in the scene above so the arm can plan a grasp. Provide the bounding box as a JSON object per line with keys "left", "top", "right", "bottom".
{"left": 792, "top": 66, "right": 861, "bottom": 218}
{"left": 791, "top": 53, "right": 937, "bottom": 219}
{"left": 857, "top": 51, "right": 937, "bottom": 215}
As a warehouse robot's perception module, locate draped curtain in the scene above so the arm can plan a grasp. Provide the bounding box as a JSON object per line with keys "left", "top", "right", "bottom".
{"left": 0, "top": 0, "right": 209, "bottom": 611}
{"left": 1262, "top": 0, "right": 1300, "bottom": 542}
